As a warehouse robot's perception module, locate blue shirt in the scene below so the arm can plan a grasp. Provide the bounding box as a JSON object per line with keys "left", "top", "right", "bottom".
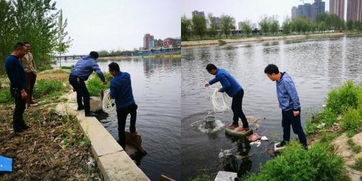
{"left": 208, "top": 68, "right": 243, "bottom": 97}
{"left": 70, "top": 56, "right": 105, "bottom": 81}
{"left": 276, "top": 72, "right": 301, "bottom": 111}
{"left": 5, "top": 55, "right": 26, "bottom": 90}
{"left": 110, "top": 72, "right": 135, "bottom": 110}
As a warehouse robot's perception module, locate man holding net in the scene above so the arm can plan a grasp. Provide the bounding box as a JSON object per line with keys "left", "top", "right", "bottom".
{"left": 204, "top": 64, "right": 249, "bottom": 132}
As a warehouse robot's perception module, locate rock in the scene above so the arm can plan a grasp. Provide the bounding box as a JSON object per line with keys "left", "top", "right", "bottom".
{"left": 214, "top": 171, "right": 237, "bottom": 181}
{"left": 90, "top": 96, "right": 102, "bottom": 112}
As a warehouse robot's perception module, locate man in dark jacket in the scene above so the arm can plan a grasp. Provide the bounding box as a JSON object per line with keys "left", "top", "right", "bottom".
{"left": 5, "top": 42, "right": 29, "bottom": 133}
{"left": 69, "top": 51, "right": 107, "bottom": 117}
{"left": 264, "top": 64, "right": 307, "bottom": 148}
{"left": 108, "top": 62, "right": 138, "bottom": 149}
{"left": 205, "top": 64, "right": 249, "bottom": 132}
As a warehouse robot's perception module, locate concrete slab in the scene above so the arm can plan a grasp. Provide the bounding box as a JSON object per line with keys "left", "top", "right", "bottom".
{"left": 97, "top": 151, "right": 150, "bottom": 181}
{"left": 90, "top": 96, "right": 102, "bottom": 112}
{"left": 76, "top": 112, "right": 124, "bottom": 156}
{"left": 214, "top": 171, "right": 237, "bottom": 181}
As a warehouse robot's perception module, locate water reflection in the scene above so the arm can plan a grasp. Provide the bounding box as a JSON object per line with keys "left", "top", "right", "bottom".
{"left": 181, "top": 36, "right": 362, "bottom": 179}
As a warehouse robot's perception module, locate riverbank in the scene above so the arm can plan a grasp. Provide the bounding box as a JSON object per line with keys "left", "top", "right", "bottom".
{"left": 98, "top": 52, "right": 181, "bottom": 61}
{"left": 246, "top": 81, "right": 362, "bottom": 181}
{"left": 182, "top": 32, "right": 346, "bottom": 48}
{"left": 0, "top": 69, "right": 102, "bottom": 180}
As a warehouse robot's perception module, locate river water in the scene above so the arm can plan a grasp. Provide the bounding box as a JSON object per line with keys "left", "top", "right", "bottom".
{"left": 57, "top": 57, "right": 181, "bottom": 180}
{"left": 181, "top": 36, "right": 362, "bottom": 180}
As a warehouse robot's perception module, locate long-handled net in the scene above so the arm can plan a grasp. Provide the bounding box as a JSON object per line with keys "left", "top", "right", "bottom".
{"left": 102, "top": 89, "right": 116, "bottom": 114}
{"left": 211, "top": 87, "right": 229, "bottom": 112}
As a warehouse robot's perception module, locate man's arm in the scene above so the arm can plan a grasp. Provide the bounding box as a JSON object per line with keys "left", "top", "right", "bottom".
{"left": 209, "top": 75, "right": 220, "bottom": 85}
{"left": 91, "top": 61, "right": 106, "bottom": 82}
{"left": 110, "top": 83, "right": 117, "bottom": 99}
{"left": 219, "top": 75, "right": 231, "bottom": 92}
{"left": 285, "top": 80, "right": 301, "bottom": 110}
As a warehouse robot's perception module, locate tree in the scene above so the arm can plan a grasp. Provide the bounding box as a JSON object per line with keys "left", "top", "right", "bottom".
{"left": 181, "top": 15, "right": 192, "bottom": 40}
{"left": 259, "top": 16, "right": 270, "bottom": 34}
{"left": 0, "top": 0, "right": 71, "bottom": 73}
{"left": 208, "top": 13, "right": 220, "bottom": 37}
{"left": 269, "top": 16, "right": 280, "bottom": 35}
{"left": 220, "top": 14, "right": 235, "bottom": 37}
{"left": 241, "top": 21, "right": 252, "bottom": 36}
{"left": 56, "top": 9, "right": 72, "bottom": 67}
{"left": 0, "top": 0, "right": 15, "bottom": 73}
{"left": 282, "top": 18, "right": 292, "bottom": 34}
{"left": 192, "top": 14, "right": 207, "bottom": 38}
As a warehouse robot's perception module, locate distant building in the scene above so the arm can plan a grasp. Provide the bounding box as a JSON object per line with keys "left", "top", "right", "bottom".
{"left": 330, "top": 0, "right": 345, "bottom": 20}
{"left": 143, "top": 34, "right": 154, "bottom": 50}
{"left": 209, "top": 16, "right": 222, "bottom": 29}
{"left": 292, "top": 0, "right": 325, "bottom": 20}
{"left": 347, "top": 0, "right": 362, "bottom": 21}
{"left": 154, "top": 39, "right": 163, "bottom": 48}
{"left": 312, "top": 0, "right": 325, "bottom": 19}
{"left": 192, "top": 10, "right": 205, "bottom": 17}
{"left": 163, "top": 38, "right": 181, "bottom": 48}
{"left": 292, "top": 7, "right": 298, "bottom": 19}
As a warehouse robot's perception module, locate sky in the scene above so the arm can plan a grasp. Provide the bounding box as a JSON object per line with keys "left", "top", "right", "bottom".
{"left": 182, "top": 0, "right": 331, "bottom": 27}
{"left": 56, "top": 0, "right": 180, "bottom": 55}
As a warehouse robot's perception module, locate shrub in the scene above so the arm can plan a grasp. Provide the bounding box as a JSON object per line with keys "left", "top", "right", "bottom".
{"left": 341, "top": 108, "right": 362, "bottom": 137}
{"left": 86, "top": 73, "right": 112, "bottom": 96}
{"left": 350, "top": 157, "right": 362, "bottom": 172}
{"left": 0, "top": 88, "right": 12, "bottom": 104}
{"left": 326, "top": 81, "right": 359, "bottom": 115}
{"left": 347, "top": 138, "right": 361, "bottom": 154}
{"left": 246, "top": 142, "right": 347, "bottom": 181}
{"left": 33, "top": 80, "right": 64, "bottom": 99}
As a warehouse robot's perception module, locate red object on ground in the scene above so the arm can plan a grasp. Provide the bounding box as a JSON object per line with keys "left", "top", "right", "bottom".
{"left": 247, "top": 133, "right": 262, "bottom": 142}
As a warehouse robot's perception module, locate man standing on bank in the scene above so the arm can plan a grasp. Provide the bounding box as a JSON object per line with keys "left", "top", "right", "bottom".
{"left": 69, "top": 51, "right": 107, "bottom": 117}
{"left": 204, "top": 64, "right": 249, "bottom": 132}
{"left": 5, "top": 42, "right": 29, "bottom": 133}
{"left": 108, "top": 62, "right": 138, "bottom": 149}
{"left": 21, "top": 42, "right": 38, "bottom": 107}
{"left": 264, "top": 64, "right": 307, "bottom": 149}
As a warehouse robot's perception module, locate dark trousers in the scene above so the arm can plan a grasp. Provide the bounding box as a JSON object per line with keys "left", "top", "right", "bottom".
{"left": 282, "top": 109, "right": 307, "bottom": 147}
{"left": 69, "top": 75, "right": 90, "bottom": 113}
{"left": 117, "top": 104, "right": 137, "bottom": 148}
{"left": 231, "top": 89, "right": 249, "bottom": 128}
{"left": 11, "top": 88, "right": 26, "bottom": 131}
{"left": 25, "top": 72, "right": 36, "bottom": 103}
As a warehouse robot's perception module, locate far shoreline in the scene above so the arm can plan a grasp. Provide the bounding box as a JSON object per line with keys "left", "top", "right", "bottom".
{"left": 98, "top": 52, "right": 181, "bottom": 61}
{"left": 181, "top": 32, "right": 351, "bottom": 49}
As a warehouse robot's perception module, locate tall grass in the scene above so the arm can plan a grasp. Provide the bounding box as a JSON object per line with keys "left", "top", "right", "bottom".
{"left": 246, "top": 142, "right": 348, "bottom": 181}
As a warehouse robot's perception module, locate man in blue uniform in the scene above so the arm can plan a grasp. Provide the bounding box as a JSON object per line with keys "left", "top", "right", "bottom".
{"left": 69, "top": 51, "right": 107, "bottom": 117}
{"left": 205, "top": 64, "right": 249, "bottom": 132}
{"left": 264, "top": 64, "right": 307, "bottom": 148}
{"left": 5, "top": 42, "right": 29, "bottom": 133}
{"left": 108, "top": 62, "right": 138, "bottom": 149}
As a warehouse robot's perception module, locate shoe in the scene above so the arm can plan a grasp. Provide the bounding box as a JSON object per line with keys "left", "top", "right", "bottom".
{"left": 77, "top": 106, "right": 84, "bottom": 111}
{"left": 226, "top": 124, "right": 238, "bottom": 129}
{"left": 236, "top": 127, "right": 250, "bottom": 132}
{"left": 29, "top": 100, "right": 37, "bottom": 104}
{"left": 276, "top": 141, "right": 288, "bottom": 148}
{"left": 20, "top": 125, "right": 29, "bottom": 130}
{"left": 85, "top": 111, "right": 97, "bottom": 117}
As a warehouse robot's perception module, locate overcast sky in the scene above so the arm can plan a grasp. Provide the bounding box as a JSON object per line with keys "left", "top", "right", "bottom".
{"left": 182, "top": 0, "right": 330, "bottom": 26}
{"left": 56, "top": 0, "right": 180, "bottom": 55}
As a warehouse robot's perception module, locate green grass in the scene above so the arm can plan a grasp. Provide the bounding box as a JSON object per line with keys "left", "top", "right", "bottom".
{"left": 350, "top": 157, "right": 362, "bottom": 172}
{"left": 0, "top": 88, "right": 12, "bottom": 104}
{"left": 306, "top": 81, "right": 362, "bottom": 137}
{"left": 347, "top": 139, "right": 361, "bottom": 154}
{"left": 86, "top": 73, "right": 112, "bottom": 96}
{"left": 246, "top": 142, "right": 348, "bottom": 181}
{"left": 33, "top": 79, "right": 65, "bottom": 100}
{"left": 341, "top": 108, "right": 362, "bottom": 137}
